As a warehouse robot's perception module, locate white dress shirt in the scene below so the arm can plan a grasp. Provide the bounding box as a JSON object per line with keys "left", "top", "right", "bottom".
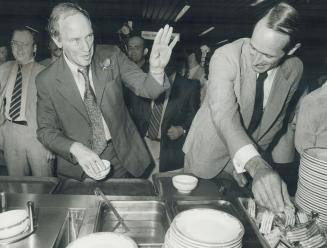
{"left": 233, "top": 68, "right": 277, "bottom": 173}
{"left": 5, "top": 59, "right": 35, "bottom": 122}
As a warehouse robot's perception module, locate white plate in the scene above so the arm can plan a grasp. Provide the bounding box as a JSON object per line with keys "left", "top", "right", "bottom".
{"left": 304, "top": 148, "right": 327, "bottom": 164}
{"left": 0, "top": 209, "right": 29, "bottom": 239}
{"left": 300, "top": 160, "right": 327, "bottom": 176}
{"left": 174, "top": 208, "right": 244, "bottom": 245}
{"left": 67, "top": 232, "right": 138, "bottom": 248}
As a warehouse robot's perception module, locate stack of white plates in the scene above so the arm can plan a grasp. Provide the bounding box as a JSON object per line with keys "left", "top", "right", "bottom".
{"left": 296, "top": 148, "right": 327, "bottom": 227}
{"left": 163, "top": 208, "right": 244, "bottom": 248}
{"left": 0, "top": 209, "right": 30, "bottom": 239}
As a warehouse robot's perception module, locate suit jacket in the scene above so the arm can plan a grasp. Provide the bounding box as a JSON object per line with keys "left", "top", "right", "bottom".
{"left": 36, "top": 45, "right": 169, "bottom": 180}
{"left": 0, "top": 61, "right": 45, "bottom": 132}
{"left": 128, "top": 75, "right": 200, "bottom": 171}
{"left": 189, "top": 65, "right": 205, "bottom": 83}
{"left": 183, "top": 38, "right": 303, "bottom": 179}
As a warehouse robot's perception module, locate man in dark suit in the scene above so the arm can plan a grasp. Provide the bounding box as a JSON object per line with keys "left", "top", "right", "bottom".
{"left": 36, "top": 2, "right": 178, "bottom": 180}
{"left": 123, "top": 35, "right": 149, "bottom": 114}
{"left": 127, "top": 51, "right": 200, "bottom": 173}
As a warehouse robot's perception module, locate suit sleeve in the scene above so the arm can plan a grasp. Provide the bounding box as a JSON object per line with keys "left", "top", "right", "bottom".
{"left": 181, "top": 81, "right": 201, "bottom": 131}
{"left": 295, "top": 94, "right": 318, "bottom": 155}
{"left": 115, "top": 47, "right": 170, "bottom": 99}
{"left": 207, "top": 49, "right": 254, "bottom": 159}
{"left": 36, "top": 75, "right": 76, "bottom": 163}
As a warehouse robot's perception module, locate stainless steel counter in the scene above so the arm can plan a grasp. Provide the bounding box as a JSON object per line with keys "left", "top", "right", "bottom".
{"left": 1, "top": 193, "right": 165, "bottom": 248}
{"left": 0, "top": 176, "right": 59, "bottom": 194}
{"left": 0, "top": 176, "right": 263, "bottom": 248}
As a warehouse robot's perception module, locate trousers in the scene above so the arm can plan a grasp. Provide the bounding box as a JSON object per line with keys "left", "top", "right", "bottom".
{"left": 2, "top": 120, "right": 53, "bottom": 176}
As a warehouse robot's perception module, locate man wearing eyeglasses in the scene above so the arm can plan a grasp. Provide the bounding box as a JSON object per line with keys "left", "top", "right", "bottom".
{"left": 0, "top": 26, "right": 54, "bottom": 176}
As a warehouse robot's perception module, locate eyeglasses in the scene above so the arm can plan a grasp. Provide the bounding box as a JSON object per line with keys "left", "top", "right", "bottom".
{"left": 11, "top": 40, "right": 32, "bottom": 49}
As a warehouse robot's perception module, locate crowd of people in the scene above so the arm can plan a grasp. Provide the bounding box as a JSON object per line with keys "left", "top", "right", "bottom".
{"left": 0, "top": 1, "right": 326, "bottom": 213}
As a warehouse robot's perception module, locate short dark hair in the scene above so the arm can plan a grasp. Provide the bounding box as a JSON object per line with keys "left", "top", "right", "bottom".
{"left": 263, "top": 2, "right": 301, "bottom": 46}
{"left": 48, "top": 2, "right": 91, "bottom": 41}
{"left": 128, "top": 34, "right": 145, "bottom": 49}
{"left": 165, "top": 46, "right": 187, "bottom": 76}
{"left": 184, "top": 43, "right": 202, "bottom": 64}
{"left": 12, "top": 26, "right": 38, "bottom": 45}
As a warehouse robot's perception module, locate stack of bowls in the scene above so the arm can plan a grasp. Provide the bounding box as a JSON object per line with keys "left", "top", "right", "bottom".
{"left": 163, "top": 208, "right": 244, "bottom": 248}
{"left": 0, "top": 209, "right": 30, "bottom": 239}
{"left": 296, "top": 148, "right": 327, "bottom": 227}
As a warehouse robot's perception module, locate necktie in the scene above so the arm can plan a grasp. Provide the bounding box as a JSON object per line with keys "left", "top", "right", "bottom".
{"left": 78, "top": 67, "right": 107, "bottom": 155}
{"left": 9, "top": 64, "right": 23, "bottom": 120}
{"left": 147, "top": 93, "right": 165, "bottom": 140}
{"left": 247, "top": 72, "right": 268, "bottom": 135}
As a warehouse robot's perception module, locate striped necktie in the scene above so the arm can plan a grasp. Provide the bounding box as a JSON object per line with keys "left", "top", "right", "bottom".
{"left": 78, "top": 67, "right": 107, "bottom": 155}
{"left": 147, "top": 93, "right": 165, "bottom": 140}
{"left": 9, "top": 64, "right": 23, "bottom": 120}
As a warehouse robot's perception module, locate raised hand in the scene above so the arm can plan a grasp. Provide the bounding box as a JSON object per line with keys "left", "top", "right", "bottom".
{"left": 150, "top": 25, "right": 179, "bottom": 72}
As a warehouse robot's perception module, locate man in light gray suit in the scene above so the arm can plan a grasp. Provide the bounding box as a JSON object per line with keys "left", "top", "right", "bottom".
{"left": 183, "top": 2, "right": 303, "bottom": 212}
{"left": 0, "top": 26, "right": 53, "bottom": 176}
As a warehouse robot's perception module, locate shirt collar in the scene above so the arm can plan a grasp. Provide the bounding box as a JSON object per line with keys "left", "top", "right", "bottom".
{"left": 257, "top": 68, "right": 275, "bottom": 78}
{"left": 64, "top": 53, "right": 81, "bottom": 74}
{"left": 17, "top": 58, "right": 34, "bottom": 66}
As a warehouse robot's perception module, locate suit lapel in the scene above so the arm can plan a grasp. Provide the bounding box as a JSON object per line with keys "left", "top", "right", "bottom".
{"left": 55, "top": 56, "right": 89, "bottom": 122}
{"left": 91, "top": 59, "right": 111, "bottom": 106}
{"left": 239, "top": 45, "right": 257, "bottom": 129}
{"left": 162, "top": 88, "right": 175, "bottom": 129}
{"left": 258, "top": 67, "right": 292, "bottom": 138}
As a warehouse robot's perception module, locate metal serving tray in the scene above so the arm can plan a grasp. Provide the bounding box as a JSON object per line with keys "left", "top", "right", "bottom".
{"left": 169, "top": 199, "right": 263, "bottom": 248}
{"left": 237, "top": 197, "right": 271, "bottom": 248}
{"left": 54, "top": 178, "right": 156, "bottom": 196}
{"left": 152, "top": 173, "right": 223, "bottom": 199}
{"left": 0, "top": 176, "right": 59, "bottom": 194}
{"left": 94, "top": 200, "right": 171, "bottom": 248}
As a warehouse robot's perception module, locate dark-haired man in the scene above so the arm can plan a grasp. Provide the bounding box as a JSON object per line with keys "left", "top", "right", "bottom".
{"left": 36, "top": 3, "right": 178, "bottom": 180}
{"left": 123, "top": 35, "right": 149, "bottom": 110}
{"left": 184, "top": 2, "right": 303, "bottom": 212}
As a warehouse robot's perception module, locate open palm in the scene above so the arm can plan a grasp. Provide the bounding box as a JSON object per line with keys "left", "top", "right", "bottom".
{"left": 150, "top": 25, "right": 179, "bottom": 70}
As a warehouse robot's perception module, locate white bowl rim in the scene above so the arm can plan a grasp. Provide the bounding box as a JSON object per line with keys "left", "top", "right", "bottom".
{"left": 0, "top": 210, "right": 28, "bottom": 230}
{"left": 173, "top": 175, "right": 198, "bottom": 183}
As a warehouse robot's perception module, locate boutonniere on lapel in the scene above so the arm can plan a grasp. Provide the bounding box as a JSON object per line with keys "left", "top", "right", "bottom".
{"left": 100, "top": 58, "right": 112, "bottom": 70}
{"left": 99, "top": 58, "right": 114, "bottom": 80}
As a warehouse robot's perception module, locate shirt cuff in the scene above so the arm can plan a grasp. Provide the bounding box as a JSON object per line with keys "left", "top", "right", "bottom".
{"left": 150, "top": 67, "right": 164, "bottom": 85}
{"left": 233, "top": 144, "right": 260, "bottom": 173}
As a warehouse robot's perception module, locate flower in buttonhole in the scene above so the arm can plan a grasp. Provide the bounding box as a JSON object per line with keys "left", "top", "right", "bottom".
{"left": 100, "top": 58, "right": 111, "bottom": 70}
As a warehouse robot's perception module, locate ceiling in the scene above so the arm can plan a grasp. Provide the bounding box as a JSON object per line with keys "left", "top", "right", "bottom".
{"left": 0, "top": 0, "right": 326, "bottom": 57}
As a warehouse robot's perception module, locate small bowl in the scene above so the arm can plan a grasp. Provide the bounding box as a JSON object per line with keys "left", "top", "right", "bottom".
{"left": 172, "top": 175, "right": 198, "bottom": 194}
